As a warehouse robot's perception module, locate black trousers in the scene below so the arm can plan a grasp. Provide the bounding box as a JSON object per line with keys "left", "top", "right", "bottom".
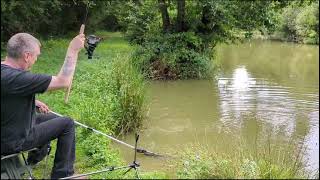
{"left": 21, "top": 112, "right": 76, "bottom": 179}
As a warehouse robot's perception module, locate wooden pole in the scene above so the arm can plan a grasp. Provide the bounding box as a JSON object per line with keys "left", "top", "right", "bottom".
{"left": 64, "top": 24, "right": 85, "bottom": 103}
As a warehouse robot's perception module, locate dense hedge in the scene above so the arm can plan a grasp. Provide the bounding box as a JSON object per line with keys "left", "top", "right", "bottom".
{"left": 132, "top": 31, "right": 216, "bottom": 80}
{"left": 275, "top": 1, "right": 319, "bottom": 44}
{"left": 1, "top": 0, "right": 124, "bottom": 42}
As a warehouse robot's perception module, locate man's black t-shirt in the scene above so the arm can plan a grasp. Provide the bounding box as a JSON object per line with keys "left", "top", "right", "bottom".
{"left": 1, "top": 64, "right": 52, "bottom": 154}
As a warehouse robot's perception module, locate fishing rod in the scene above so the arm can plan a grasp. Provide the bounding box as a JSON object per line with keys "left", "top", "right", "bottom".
{"left": 64, "top": 2, "right": 103, "bottom": 103}
{"left": 64, "top": 1, "right": 88, "bottom": 104}
{"left": 50, "top": 110, "right": 163, "bottom": 157}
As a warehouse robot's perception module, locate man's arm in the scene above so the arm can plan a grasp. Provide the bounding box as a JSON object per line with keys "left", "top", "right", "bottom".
{"left": 46, "top": 34, "right": 85, "bottom": 91}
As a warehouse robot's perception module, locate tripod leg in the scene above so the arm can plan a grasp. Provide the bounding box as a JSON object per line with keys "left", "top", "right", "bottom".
{"left": 123, "top": 167, "right": 133, "bottom": 176}
{"left": 134, "top": 168, "right": 140, "bottom": 179}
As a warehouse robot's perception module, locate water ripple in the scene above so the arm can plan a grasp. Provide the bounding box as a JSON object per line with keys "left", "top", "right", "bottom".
{"left": 217, "top": 66, "right": 319, "bottom": 136}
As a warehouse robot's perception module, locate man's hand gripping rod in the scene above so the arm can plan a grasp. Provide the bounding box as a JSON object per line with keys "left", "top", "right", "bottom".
{"left": 64, "top": 24, "right": 85, "bottom": 103}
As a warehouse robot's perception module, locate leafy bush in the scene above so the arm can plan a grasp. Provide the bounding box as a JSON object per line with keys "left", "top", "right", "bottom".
{"left": 295, "top": 1, "right": 319, "bottom": 44}
{"left": 125, "top": 1, "right": 159, "bottom": 44}
{"left": 132, "top": 31, "right": 216, "bottom": 80}
{"left": 277, "top": 1, "right": 319, "bottom": 44}
{"left": 126, "top": 1, "right": 282, "bottom": 80}
{"left": 279, "top": 6, "right": 301, "bottom": 41}
{"left": 0, "top": 0, "right": 127, "bottom": 42}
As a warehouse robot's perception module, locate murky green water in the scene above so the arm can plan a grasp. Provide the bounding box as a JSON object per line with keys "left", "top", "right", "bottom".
{"left": 117, "top": 40, "right": 319, "bottom": 175}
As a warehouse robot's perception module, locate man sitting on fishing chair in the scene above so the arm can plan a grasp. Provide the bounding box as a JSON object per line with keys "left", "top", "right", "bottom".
{"left": 1, "top": 31, "right": 85, "bottom": 179}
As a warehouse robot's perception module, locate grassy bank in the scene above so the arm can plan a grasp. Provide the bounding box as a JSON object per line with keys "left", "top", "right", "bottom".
{"left": 16, "top": 31, "right": 165, "bottom": 179}
{"left": 2, "top": 31, "right": 316, "bottom": 179}
{"left": 170, "top": 133, "right": 317, "bottom": 179}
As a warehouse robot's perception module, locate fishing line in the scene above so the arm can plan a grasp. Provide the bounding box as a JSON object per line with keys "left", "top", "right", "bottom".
{"left": 50, "top": 110, "right": 164, "bottom": 157}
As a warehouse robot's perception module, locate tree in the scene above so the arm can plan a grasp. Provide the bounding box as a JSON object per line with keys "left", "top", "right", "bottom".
{"left": 127, "top": 0, "right": 292, "bottom": 79}
{"left": 158, "top": 0, "right": 171, "bottom": 32}
{"left": 153, "top": 0, "right": 288, "bottom": 45}
{"left": 176, "top": 0, "right": 186, "bottom": 32}
{"left": 0, "top": 0, "right": 122, "bottom": 42}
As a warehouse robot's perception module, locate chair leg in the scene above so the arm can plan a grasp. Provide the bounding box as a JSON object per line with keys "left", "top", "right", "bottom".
{"left": 1, "top": 156, "right": 22, "bottom": 179}
{"left": 21, "top": 153, "right": 35, "bottom": 179}
{"left": 1, "top": 148, "right": 39, "bottom": 179}
{"left": 42, "top": 145, "right": 51, "bottom": 179}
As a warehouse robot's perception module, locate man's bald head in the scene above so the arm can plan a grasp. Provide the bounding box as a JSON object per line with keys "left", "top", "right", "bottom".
{"left": 7, "top": 33, "right": 41, "bottom": 59}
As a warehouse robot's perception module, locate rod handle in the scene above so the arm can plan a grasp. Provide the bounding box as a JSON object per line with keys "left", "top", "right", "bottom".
{"left": 79, "top": 24, "right": 85, "bottom": 34}
{"left": 64, "top": 24, "right": 85, "bottom": 104}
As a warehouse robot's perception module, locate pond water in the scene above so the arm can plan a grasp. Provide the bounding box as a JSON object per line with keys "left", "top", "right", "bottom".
{"left": 117, "top": 40, "right": 319, "bottom": 176}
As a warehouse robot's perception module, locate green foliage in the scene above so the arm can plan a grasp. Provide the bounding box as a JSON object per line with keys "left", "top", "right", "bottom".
{"left": 0, "top": 0, "right": 125, "bottom": 41}
{"left": 30, "top": 32, "right": 146, "bottom": 137}
{"left": 8, "top": 32, "right": 156, "bottom": 178}
{"left": 86, "top": 1, "right": 132, "bottom": 32}
{"left": 78, "top": 131, "right": 121, "bottom": 166}
{"left": 125, "top": 1, "right": 159, "bottom": 44}
{"left": 1, "top": 0, "right": 60, "bottom": 39}
{"left": 122, "top": 170, "right": 169, "bottom": 179}
{"left": 1, "top": 0, "right": 82, "bottom": 40}
{"left": 59, "top": 56, "right": 146, "bottom": 137}
{"left": 173, "top": 140, "right": 312, "bottom": 179}
{"left": 240, "top": 159, "right": 259, "bottom": 178}
{"left": 32, "top": 130, "right": 125, "bottom": 179}
{"left": 295, "top": 1, "right": 319, "bottom": 44}
{"left": 136, "top": 171, "right": 169, "bottom": 179}
{"left": 277, "top": 1, "right": 319, "bottom": 44}
{"left": 175, "top": 147, "right": 236, "bottom": 179}
{"left": 125, "top": 0, "right": 290, "bottom": 80}
{"left": 106, "top": 56, "right": 146, "bottom": 135}
{"left": 191, "top": 1, "right": 282, "bottom": 44}
{"left": 279, "top": 5, "right": 301, "bottom": 40}
{"left": 126, "top": 1, "right": 286, "bottom": 45}
{"left": 132, "top": 31, "right": 216, "bottom": 79}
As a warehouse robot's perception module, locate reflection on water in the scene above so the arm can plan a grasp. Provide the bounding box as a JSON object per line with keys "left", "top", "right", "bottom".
{"left": 218, "top": 66, "right": 257, "bottom": 122}
{"left": 217, "top": 65, "right": 319, "bottom": 171}
{"left": 218, "top": 66, "right": 303, "bottom": 133}
{"left": 216, "top": 40, "right": 319, "bottom": 172}
{"left": 118, "top": 40, "right": 319, "bottom": 175}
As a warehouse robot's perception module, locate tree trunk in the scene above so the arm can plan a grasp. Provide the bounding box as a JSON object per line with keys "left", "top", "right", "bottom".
{"left": 176, "top": 0, "right": 185, "bottom": 32}
{"left": 198, "top": 5, "right": 211, "bottom": 34}
{"left": 158, "top": 0, "right": 171, "bottom": 32}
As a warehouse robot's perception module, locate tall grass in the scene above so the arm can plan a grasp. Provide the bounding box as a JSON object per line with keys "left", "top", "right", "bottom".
{"left": 32, "top": 32, "right": 146, "bottom": 136}
{"left": 171, "top": 136, "right": 315, "bottom": 179}
{"left": 106, "top": 56, "right": 146, "bottom": 135}
{"left": 13, "top": 31, "right": 156, "bottom": 179}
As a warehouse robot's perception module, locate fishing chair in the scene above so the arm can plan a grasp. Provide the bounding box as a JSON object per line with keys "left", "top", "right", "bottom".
{"left": 1, "top": 146, "right": 51, "bottom": 179}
